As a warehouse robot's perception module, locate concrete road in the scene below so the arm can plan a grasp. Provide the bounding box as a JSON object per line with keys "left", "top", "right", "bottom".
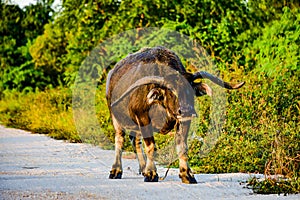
{"left": 0, "top": 125, "right": 299, "bottom": 199}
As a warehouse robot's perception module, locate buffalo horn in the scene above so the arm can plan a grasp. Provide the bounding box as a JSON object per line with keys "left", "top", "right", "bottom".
{"left": 192, "top": 71, "right": 245, "bottom": 89}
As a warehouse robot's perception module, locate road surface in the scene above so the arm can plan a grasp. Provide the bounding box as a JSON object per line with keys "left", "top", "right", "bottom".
{"left": 0, "top": 125, "right": 299, "bottom": 199}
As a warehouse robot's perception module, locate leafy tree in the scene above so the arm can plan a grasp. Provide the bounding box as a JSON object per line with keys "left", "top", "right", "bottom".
{"left": 30, "top": 0, "right": 120, "bottom": 86}
{"left": 0, "top": 0, "right": 54, "bottom": 91}
{"left": 30, "top": 22, "right": 67, "bottom": 87}
{"left": 248, "top": 7, "right": 300, "bottom": 79}
{"left": 1, "top": 40, "right": 52, "bottom": 92}
{"left": 0, "top": 3, "right": 24, "bottom": 69}
{"left": 248, "top": 0, "right": 300, "bottom": 24}
{"left": 22, "top": 0, "right": 54, "bottom": 40}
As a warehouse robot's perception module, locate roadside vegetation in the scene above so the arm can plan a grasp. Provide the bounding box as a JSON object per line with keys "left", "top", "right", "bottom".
{"left": 0, "top": 0, "right": 299, "bottom": 194}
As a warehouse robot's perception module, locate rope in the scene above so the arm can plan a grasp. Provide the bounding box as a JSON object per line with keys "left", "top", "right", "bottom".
{"left": 159, "top": 121, "right": 180, "bottom": 181}
{"left": 159, "top": 161, "right": 175, "bottom": 181}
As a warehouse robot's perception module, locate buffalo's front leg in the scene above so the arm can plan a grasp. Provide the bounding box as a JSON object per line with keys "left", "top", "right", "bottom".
{"left": 176, "top": 120, "right": 197, "bottom": 184}
{"left": 109, "top": 116, "right": 125, "bottom": 179}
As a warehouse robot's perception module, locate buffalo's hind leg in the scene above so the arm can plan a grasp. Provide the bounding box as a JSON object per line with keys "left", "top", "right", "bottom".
{"left": 143, "top": 135, "right": 158, "bottom": 182}
{"left": 109, "top": 115, "right": 125, "bottom": 179}
{"left": 134, "top": 115, "right": 158, "bottom": 182}
{"left": 140, "top": 124, "right": 158, "bottom": 182}
{"left": 129, "top": 131, "right": 146, "bottom": 174}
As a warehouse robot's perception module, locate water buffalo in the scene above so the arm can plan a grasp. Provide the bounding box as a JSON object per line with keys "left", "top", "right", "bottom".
{"left": 106, "top": 46, "right": 244, "bottom": 183}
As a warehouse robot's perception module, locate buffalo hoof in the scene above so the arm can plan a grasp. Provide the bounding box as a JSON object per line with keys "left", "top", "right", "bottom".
{"left": 109, "top": 169, "right": 122, "bottom": 179}
{"left": 179, "top": 174, "right": 197, "bottom": 184}
{"left": 143, "top": 172, "right": 159, "bottom": 182}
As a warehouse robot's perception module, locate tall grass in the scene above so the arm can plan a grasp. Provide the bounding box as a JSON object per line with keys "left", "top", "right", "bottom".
{"left": 0, "top": 89, "right": 80, "bottom": 142}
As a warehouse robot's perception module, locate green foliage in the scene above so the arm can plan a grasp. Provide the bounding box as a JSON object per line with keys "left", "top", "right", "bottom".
{"left": 1, "top": 40, "right": 53, "bottom": 91}
{"left": 21, "top": 1, "right": 54, "bottom": 40}
{"left": 0, "top": 4, "right": 24, "bottom": 70}
{"left": 0, "top": 1, "right": 54, "bottom": 92}
{"left": 0, "top": 3, "right": 25, "bottom": 46}
{"left": 247, "top": 177, "right": 300, "bottom": 195}
{"left": 30, "top": 23, "right": 67, "bottom": 86}
{"left": 248, "top": 7, "right": 300, "bottom": 79}
{"left": 247, "top": 0, "right": 300, "bottom": 24}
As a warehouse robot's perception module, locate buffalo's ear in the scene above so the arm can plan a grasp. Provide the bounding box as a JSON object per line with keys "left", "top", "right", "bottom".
{"left": 194, "top": 83, "right": 212, "bottom": 96}
{"left": 147, "top": 88, "right": 164, "bottom": 104}
{"left": 182, "top": 72, "right": 196, "bottom": 83}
